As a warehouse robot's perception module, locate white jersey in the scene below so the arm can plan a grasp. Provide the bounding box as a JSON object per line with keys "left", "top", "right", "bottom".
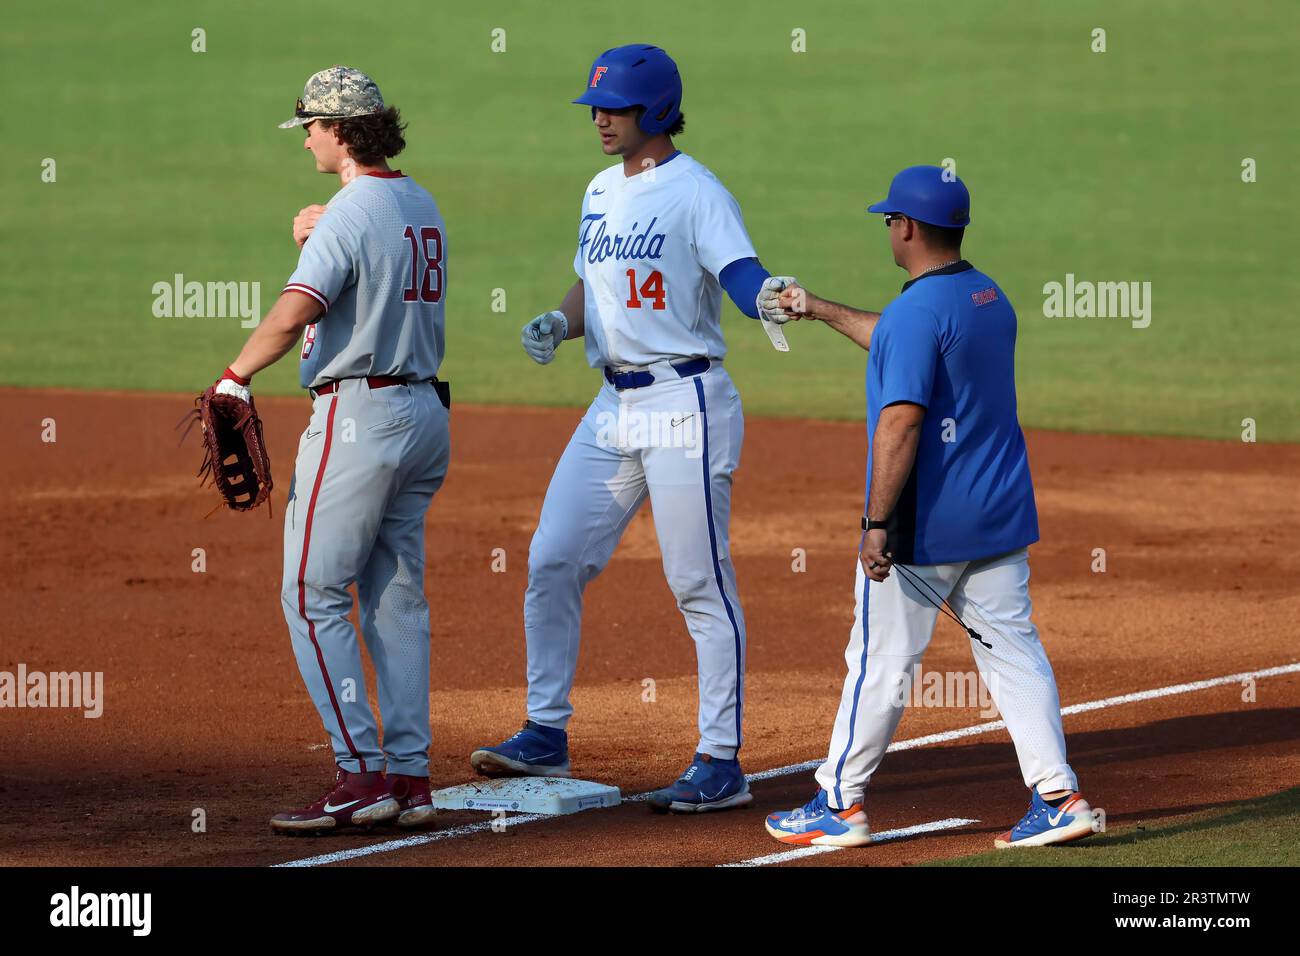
{"left": 573, "top": 152, "right": 757, "bottom": 368}
{"left": 285, "top": 171, "right": 447, "bottom": 389}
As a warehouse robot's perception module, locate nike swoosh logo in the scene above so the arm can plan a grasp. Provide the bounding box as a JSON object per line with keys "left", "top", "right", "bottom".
{"left": 305, "top": 429, "right": 322, "bottom": 439}
{"left": 592, "top": 188, "right": 605, "bottom": 195}
{"left": 323, "top": 798, "right": 362, "bottom": 813}
{"left": 1046, "top": 808, "right": 1068, "bottom": 826}
{"left": 670, "top": 415, "right": 693, "bottom": 427}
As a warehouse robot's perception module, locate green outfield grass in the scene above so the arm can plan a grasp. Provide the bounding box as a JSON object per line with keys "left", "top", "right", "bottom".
{"left": 930, "top": 787, "right": 1300, "bottom": 866}
{"left": 4, "top": 1, "right": 1297, "bottom": 439}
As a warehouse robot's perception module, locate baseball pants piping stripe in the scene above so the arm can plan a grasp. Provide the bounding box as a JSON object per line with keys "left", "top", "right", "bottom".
{"left": 692, "top": 376, "right": 744, "bottom": 752}
{"left": 294, "top": 395, "right": 365, "bottom": 772}
{"left": 831, "top": 570, "right": 870, "bottom": 808}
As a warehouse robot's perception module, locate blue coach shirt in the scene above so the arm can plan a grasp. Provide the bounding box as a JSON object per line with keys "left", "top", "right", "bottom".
{"left": 866, "top": 260, "right": 1038, "bottom": 565}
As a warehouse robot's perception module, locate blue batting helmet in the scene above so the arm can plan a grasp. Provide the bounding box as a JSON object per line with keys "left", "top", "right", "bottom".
{"left": 867, "top": 165, "right": 971, "bottom": 228}
{"left": 572, "top": 44, "right": 683, "bottom": 135}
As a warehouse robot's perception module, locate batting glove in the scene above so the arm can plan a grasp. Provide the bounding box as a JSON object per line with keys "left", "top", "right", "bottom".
{"left": 757, "top": 276, "right": 798, "bottom": 324}
{"left": 214, "top": 367, "right": 251, "bottom": 404}
{"left": 521, "top": 310, "right": 569, "bottom": 365}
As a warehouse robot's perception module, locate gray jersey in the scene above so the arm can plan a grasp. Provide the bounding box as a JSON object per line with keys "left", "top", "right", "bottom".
{"left": 285, "top": 172, "right": 446, "bottom": 389}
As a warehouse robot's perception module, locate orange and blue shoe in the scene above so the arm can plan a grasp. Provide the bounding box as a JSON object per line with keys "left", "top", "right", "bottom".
{"left": 994, "top": 789, "right": 1100, "bottom": 849}
{"left": 765, "top": 789, "right": 872, "bottom": 847}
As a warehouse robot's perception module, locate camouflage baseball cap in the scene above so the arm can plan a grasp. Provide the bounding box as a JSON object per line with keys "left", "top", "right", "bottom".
{"left": 278, "top": 65, "right": 384, "bottom": 128}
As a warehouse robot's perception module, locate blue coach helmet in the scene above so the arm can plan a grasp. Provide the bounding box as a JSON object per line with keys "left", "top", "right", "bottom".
{"left": 572, "top": 44, "right": 683, "bottom": 135}
{"left": 867, "top": 165, "right": 971, "bottom": 228}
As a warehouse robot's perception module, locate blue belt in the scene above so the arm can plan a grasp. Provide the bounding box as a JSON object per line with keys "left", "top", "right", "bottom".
{"left": 603, "top": 357, "right": 710, "bottom": 391}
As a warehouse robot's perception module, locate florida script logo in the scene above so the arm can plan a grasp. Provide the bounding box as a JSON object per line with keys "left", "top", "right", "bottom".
{"left": 578, "top": 213, "right": 667, "bottom": 264}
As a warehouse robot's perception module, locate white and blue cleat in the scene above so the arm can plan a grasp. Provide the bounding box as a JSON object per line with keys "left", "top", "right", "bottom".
{"left": 470, "top": 720, "right": 571, "bottom": 778}
{"left": 765, "top": 789, "right": 872, "bottom": 847}
{"left": 995, "top": 789, "right": 1101, "bottom": 848}
{"left": 647, "top": 752, "right": 753, "bottom": 814}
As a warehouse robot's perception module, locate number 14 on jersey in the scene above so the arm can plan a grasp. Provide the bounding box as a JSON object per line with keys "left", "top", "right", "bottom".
{"left": 625, "top": 268, "right": 666, "bottom": 311}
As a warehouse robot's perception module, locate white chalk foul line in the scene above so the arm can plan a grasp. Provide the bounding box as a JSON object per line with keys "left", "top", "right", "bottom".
{"left": 720, "top": 816, "right": 981, "bottom": 868}
{"left": 274, "top": 660, "right": 1299, "bottom": 867}
{"left": 746, "top": 660, "right": 1300, "bottom": 782}
{"left": 271, "top": 811, "right": 549, "bottom": 867}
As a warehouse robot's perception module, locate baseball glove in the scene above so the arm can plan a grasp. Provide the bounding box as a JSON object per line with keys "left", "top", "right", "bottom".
{"left": 180, "top": 377, "right": 273, "bottom": 513}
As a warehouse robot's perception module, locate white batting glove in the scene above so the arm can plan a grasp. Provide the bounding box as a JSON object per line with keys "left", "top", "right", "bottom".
{"left": 757, "top": 276, "right": 798, "bottom": 325}
{"left": 215, "top": 371, "right": 251, "bottom": 404}
{"left": 521, "top": 311, "right": 569, "bottom": 365}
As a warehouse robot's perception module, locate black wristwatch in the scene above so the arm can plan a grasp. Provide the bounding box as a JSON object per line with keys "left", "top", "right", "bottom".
{"left": 862, "top": 516, "right": 890, "bottom": 531}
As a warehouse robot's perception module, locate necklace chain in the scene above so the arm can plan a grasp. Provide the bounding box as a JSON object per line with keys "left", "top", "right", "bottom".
{"left": 918, "top": 258, "right": 961, "bottom": 278}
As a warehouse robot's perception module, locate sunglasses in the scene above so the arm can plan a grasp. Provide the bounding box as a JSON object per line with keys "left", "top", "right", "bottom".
{"left": 883, "top": 213, "right": 907, "bottom": 226}
{"left": 294, "top": 98, "right": 337, "bottom": 123}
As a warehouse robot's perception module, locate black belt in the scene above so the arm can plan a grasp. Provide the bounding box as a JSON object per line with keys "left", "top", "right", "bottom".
{"left": 603, "top": 357, "right": 710, "bottom": 391}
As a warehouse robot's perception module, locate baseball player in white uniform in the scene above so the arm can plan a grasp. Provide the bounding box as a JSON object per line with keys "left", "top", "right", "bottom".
{"left": 470, "top": 44, "right": 796, "bottom": 812}
{"left": 216, "top": 66, "right": 450, "bottom": 834}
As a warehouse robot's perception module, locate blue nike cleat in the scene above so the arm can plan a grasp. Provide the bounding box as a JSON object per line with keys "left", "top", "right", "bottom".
{"left": 765, "top": 789, "right": 872, "bottom": 847}
{"left": 470, "top": 720, "right": 571, "bottom": 778}
{"left": 647, "top": 752, "right": 753, "bottom": 814}
{"left": 995, "top": 789, "right": 1100, "bottom": 848}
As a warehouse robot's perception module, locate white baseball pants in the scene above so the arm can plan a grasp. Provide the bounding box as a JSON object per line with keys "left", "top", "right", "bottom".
{"left": 815, "top": 548, "right": 1077, "bottom": 808}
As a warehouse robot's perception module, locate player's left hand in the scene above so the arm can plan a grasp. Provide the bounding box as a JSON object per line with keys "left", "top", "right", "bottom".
{"left": 861, "top": 528, "right": 893, "bottom": 582}
{"left": 757, "top": 276, "right": 798, "bottom": 324}
{"left": 293, "top": 204, "right": 327, "bottom": 248}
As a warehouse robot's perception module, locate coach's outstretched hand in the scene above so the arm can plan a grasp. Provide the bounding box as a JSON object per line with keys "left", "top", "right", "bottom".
{"left": 777, "top": 282, "right": 817, "bottom": 319}
{"left": 521, "top": 310, "right": 569, "bottom": 365}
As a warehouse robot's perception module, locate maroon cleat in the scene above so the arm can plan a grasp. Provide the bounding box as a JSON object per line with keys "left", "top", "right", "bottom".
{"left": 389, "top": 773, "right": 437, "bottom": 829}
{"left": 270, "top": 766, "right": 399, "bottom": 835}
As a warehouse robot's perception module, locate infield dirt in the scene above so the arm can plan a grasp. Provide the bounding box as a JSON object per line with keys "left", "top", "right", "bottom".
{"left": 1, "top": 388, "right": 1296, "bottom": 866}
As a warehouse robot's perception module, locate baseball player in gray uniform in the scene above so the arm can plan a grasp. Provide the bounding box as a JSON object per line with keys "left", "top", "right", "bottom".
{"left": 215, "top": 66, "right": 450, "bottom": 833}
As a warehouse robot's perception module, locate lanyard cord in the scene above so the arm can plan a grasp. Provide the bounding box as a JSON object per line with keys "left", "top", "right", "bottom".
{"left": 888, "top": 561, "right": 993, "bottom": 649}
